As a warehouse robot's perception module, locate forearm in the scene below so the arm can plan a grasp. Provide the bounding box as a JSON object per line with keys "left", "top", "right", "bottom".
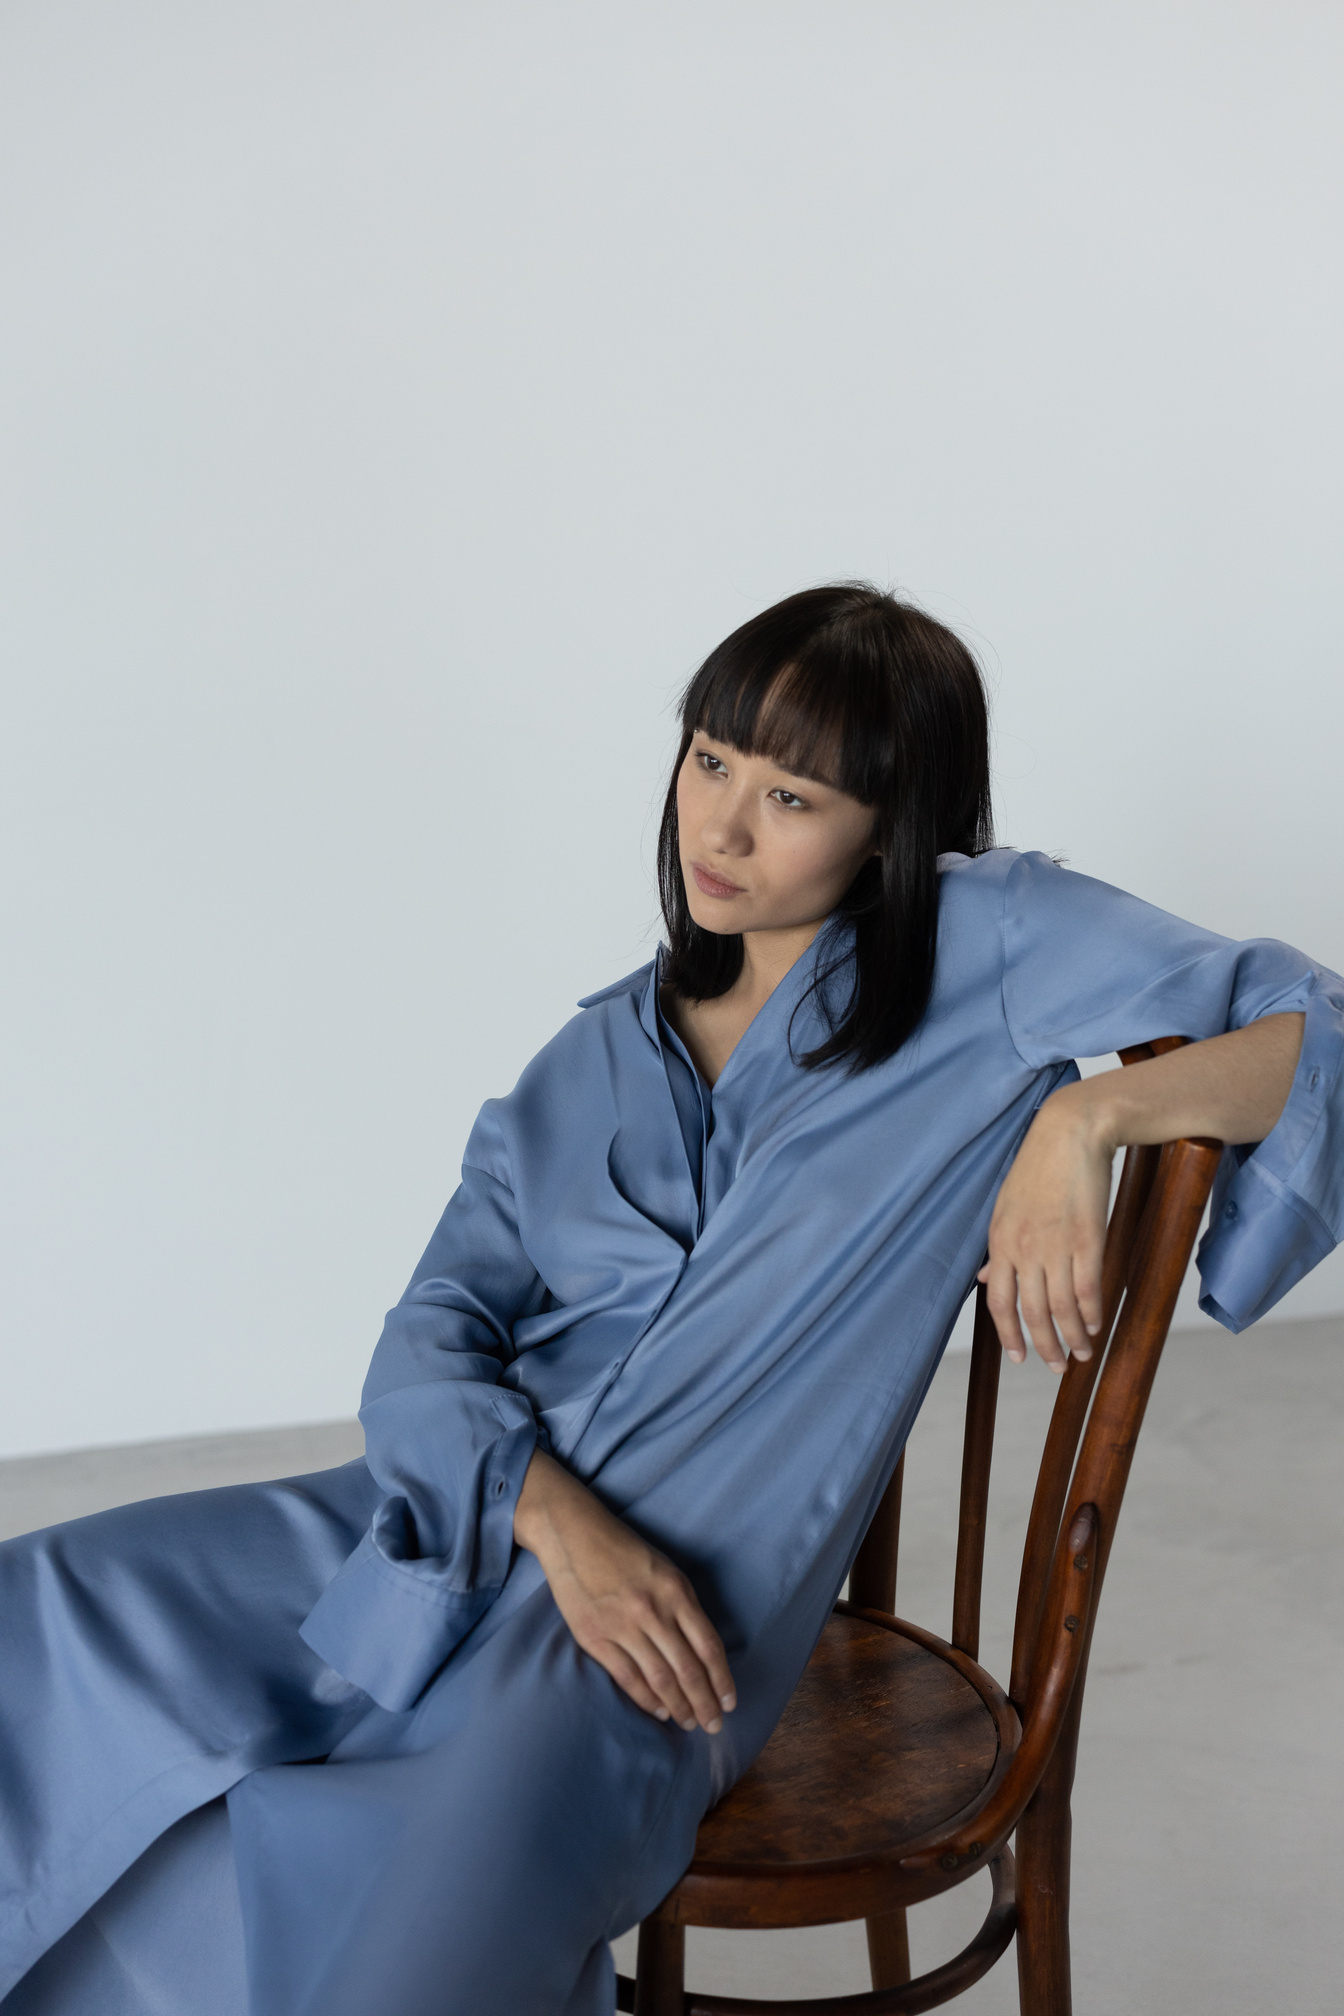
{"left": 1051, "top": 1012, "right": 1305, "bottom": 1153}
{"left": 513, "top": 1446, "right": 597, "bottom": 1569}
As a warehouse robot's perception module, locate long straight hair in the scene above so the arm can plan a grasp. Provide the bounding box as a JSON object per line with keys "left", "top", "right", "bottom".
{"left": 657, "top": 583, "right": 994, "bottom": 1072}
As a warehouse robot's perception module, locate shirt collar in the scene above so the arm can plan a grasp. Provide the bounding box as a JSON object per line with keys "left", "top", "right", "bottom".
{"left": 637, "top": 918, "right": 856, "bottom": 1069}
{"left": 639, "top": 948, "right": 667, "bottom": 1049}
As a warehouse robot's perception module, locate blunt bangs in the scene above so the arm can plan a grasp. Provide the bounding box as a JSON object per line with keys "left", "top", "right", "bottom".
{"left": 690, "top": 653, "right": 885, "bottom": 805}
{"left": 658, "top": 583, "right": 994, "bottom": 1071}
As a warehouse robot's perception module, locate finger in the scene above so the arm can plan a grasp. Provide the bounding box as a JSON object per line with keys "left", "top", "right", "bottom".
{"left": 1018, "top": 1266, "right": 1067, "bottom": 1373}
{"left": 983, "top": 1256, "right": 1028, "bottom": 1364}
{"left": 595, "top": 1642, "right": 671, "bottom": 1722}
{"left": 1072, "top": 1245, "right": 1104, "bottom": 1340}
{"left": 631, "top": 1638, "right": 701, "bottom": 1733}
{"left": 677, "top": 1604, "right": 737, "bottom": 1713}
{"left": 646, "top": 1617, "right": 725, "bottom": 1732}
{"left": 1044, "top": 1255, "right": 1092, "bottom": 1362}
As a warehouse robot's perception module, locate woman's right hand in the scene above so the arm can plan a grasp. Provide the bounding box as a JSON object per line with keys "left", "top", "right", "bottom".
{"left": 514, "top": 1448, "right": 736, "bottom": 1734}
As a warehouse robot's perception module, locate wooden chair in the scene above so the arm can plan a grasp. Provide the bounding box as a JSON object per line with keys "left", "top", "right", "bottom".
{"left": 617, "top": 1039, "right": 1222, "bottom": 2016}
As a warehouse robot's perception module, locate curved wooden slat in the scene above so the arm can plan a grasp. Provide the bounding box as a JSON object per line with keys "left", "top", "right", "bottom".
{"left": 897, "top": 1506, "right": 1097, "bottom": 1877}
{"left": 849, "top": 1453, "right": 905, "bottom": 1614}
{"left": 1008, "top": 1130, "right": 1160, "bottom": 1704}
{"left": 950, "top": 1285, "right": 1001, "bottom": 1659}
{"left": 615, "top": 1850, "right": 1016, "bottom": 2016}
{"left": 1054, "top": 1136, "right": 1221, "bottom": 1619}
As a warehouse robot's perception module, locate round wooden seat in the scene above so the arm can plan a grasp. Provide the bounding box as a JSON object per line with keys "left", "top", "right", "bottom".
{"left": 668, "top": 1608, "right": 1018, "bottom": 1929}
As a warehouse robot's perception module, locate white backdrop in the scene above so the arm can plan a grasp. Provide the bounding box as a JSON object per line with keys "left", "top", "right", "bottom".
{"left": 2, "top": 0, "right": 1341, "bottom": 1458}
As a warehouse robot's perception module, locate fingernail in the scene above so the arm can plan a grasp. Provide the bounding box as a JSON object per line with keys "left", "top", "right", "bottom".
{"left": 1086, "top": 1323, "right": 1100, "bottom": 1336}
{"left": 720, "top": 1694, "right": 737, "bottom": 1713}
{"left": 680, "top": 1719, "right": 697, "bottom": 1733}
{"left": 656, "top": 1708, "right": 669, "bottom": 1721}
{"left": 706, "top": 1716, "right": 723, "bottom": 1734}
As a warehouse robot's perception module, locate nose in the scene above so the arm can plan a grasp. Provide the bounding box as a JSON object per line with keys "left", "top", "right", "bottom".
{"left": 700, "top": 784, "right": 754, "bottom": 859}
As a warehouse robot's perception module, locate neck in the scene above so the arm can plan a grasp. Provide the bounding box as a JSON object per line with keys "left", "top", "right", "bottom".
{"left": 736, "top": 918, "right": 826, "bottom": 1005}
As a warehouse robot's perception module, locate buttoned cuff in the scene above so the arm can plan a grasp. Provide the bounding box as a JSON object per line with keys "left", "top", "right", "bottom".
{"left": 299, "top": 1409, "right": 538, "bottom": 1711}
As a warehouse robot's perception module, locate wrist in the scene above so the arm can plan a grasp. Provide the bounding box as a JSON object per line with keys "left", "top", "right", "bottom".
{"left": 1044, "top": 1076, "right": 1121, "bottom": 1159}
{"left": 513, "top": 1449, "right": 566, "bottom": 1563}
{"left": 513, "top": 1448, "right": 597, "bottom": 1572}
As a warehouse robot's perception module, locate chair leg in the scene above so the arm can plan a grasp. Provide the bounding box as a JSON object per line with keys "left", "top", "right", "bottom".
{"left": 1014, "top": 1702, "right": 1078, "bottom": 2016}
{"left": 866, "top": 1907, "right": 912, "bottom": 1988}
{"left": 634, "top": 1916, "right": 685, "bottom": 2016}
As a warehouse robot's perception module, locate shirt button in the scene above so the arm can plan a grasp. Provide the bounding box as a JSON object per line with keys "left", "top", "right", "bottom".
{"left": 1224, "top": 1201, "right": 1239, "bottom": 1222}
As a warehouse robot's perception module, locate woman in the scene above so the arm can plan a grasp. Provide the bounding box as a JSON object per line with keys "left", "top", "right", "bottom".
{"left": 1, "top": 584, "right": 1339, "bottom": 2016}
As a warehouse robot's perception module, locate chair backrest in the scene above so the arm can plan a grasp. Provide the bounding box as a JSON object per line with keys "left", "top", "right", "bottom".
{"left": 850, "top": 1038, "right": 1223, "bottom": 1762}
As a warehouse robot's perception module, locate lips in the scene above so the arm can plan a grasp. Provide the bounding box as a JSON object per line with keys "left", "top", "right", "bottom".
{"left": 691, "top": 862, "right": 746, "bottom": 899}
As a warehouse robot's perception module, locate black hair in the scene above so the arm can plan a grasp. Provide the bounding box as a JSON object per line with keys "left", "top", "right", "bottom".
{"left": 656, "top": 582, "right": 994, "bottom": 1072}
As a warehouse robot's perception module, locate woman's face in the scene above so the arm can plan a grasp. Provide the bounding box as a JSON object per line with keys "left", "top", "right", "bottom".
{"left": 676, "top": 729, "right": 879, "bottom": 937}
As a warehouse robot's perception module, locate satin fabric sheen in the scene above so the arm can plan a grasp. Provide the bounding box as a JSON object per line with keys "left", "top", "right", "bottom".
{"left": 3, "top": 1804, "right": 245, "bottom": 2016}
{"left": 2, "top": 850, "right": 1341, "bottom": 2015}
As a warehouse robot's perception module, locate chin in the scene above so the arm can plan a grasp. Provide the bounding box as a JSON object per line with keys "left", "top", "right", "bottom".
{"left": 685, "top": 901, "right": 742, "bottom": 936}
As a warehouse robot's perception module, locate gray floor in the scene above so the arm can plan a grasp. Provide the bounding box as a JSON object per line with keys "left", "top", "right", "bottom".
{"left": 2, "top": 1320, "right": 1341, "bottom": 2013}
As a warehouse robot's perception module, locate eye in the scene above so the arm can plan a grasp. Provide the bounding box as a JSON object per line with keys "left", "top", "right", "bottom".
{"left": 697, "top": 751, "right": 728, "bottom": 776}
{"left": 772, "top": 788, "right": 807, "bottom": 809}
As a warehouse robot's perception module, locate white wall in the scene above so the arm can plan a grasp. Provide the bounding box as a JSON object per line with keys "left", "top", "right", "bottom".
{"left": 2, "top": 1, "right": 1341, "bottom": 1457}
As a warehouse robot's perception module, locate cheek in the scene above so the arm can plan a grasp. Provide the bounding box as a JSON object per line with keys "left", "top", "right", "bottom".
{"left": 782, "top": 824, "right": 842, "bottom": 879}
{"left": 778, "top": 822, "right": 870, "bottom": 894}
{"left": 677, "top": 779, "right": 705, "bottom": 850}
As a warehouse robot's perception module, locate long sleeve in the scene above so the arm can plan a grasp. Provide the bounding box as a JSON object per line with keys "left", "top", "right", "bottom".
{"left": 300, "top": 1103, "right": 546, "bottom": 1710}
{"left": 1000, "top": 850, "right": 1344, "bottom": 1332}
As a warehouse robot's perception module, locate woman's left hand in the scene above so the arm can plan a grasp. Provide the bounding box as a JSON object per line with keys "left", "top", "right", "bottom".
{"left": 978, "top": 1083, "right": 1113, "bottom": 1372}
{"left": 979, "top": 1014, "right": 1304, "bottom": 1371}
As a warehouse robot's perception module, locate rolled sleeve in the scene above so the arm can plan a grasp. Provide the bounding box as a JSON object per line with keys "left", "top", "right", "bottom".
{"left": 301, "top": 1122, "right": 547, "bottom": 1710}
{"left": 1196, "top": 971, "right": 1344, "bottom": 1330}
{"left": 300, "top": 1388, "right": 538, "bottom": 1711}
